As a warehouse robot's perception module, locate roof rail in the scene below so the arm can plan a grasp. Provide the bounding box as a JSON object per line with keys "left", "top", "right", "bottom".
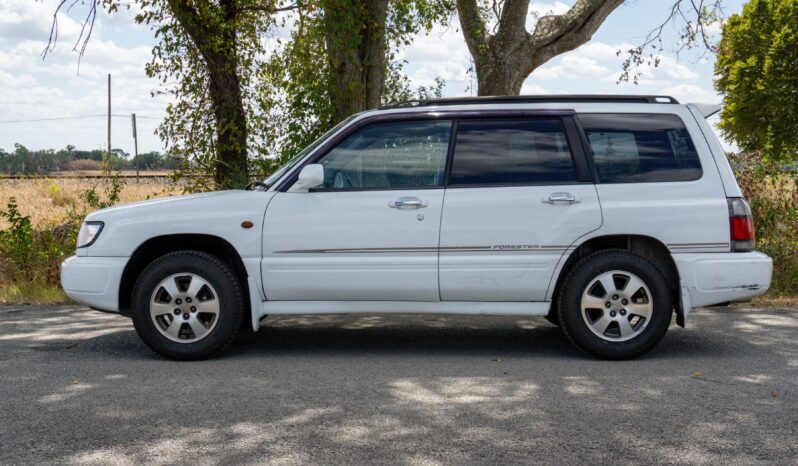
{"left": 379, "top": 94, "right": 679, "bottom": 109}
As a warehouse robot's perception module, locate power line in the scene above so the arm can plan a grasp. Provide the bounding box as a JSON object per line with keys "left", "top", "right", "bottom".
{"left": 0, "top": 114, "right": 162, "bottom": 124}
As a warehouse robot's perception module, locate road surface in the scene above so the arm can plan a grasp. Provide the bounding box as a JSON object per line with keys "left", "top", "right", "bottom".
{"left": 0, "top": 305, "right": 796, "bottom": 464}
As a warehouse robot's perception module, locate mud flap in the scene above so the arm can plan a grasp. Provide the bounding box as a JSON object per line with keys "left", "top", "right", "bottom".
{"left": 676, "top": 282, "right": 692, "bottom": 328}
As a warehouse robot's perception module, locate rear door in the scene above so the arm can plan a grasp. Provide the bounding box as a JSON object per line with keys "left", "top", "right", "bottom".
{"left": 439, "top": 116, "right": 602, "bottom": 301}
{"left": 576, "top": 112, "right": 729, "bottom": 253}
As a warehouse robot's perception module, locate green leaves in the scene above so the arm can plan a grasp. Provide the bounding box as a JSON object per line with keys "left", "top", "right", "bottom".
{"left": 716, "top": 0, "right": 798, "bottom": 162}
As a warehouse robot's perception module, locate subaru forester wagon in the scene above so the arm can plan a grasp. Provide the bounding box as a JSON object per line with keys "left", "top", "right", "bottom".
{"left": 61, "top": 95, "right": 773, "bottom": 360}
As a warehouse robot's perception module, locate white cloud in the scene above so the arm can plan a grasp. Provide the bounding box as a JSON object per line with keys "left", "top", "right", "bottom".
{"left": 0, "top": 0, "right": 168, "bottom": 153}
{"left": 659, "top": 83, "right": 718, "bottom": 103}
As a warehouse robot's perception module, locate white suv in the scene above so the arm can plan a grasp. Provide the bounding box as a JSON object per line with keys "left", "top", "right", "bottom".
{"left": 61, "top": 95, "right": 772, "bottom": 360}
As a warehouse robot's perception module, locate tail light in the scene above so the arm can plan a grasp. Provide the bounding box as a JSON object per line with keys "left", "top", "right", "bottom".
{"left": 728, "top": 197, "right": 755, "bottom": 252}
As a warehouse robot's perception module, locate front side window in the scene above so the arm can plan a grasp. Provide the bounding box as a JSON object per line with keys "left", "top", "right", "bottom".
{"left": 316, "top": 120, "right": 451, "bottom": 190}
{"left": 449, "top": 118, "right": 578, "bottom": 186}
{"left": 579, "top": 113, "right": 702, "bottom": 183}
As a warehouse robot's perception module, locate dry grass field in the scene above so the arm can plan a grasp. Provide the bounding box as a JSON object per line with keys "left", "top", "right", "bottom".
{"left": 0, "top": 177, "right": 185, "bottom": 304}
{"left": 0, "top": 177, "right": 183, "bottom": 229}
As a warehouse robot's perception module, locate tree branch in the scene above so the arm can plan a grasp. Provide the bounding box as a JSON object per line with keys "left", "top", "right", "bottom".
{"left": 238, "top": 2, "right": 299, "bottom": 14}
{"left": 496, "top": 0, "right": 528, "bottom": 41}
{"left": 525, "top": 0, "right": 623, "bottom": 72}
{"left": 42, "top": 0, "right": 98, "bottom": 71}
{"left": 455, "top": 0, "right": 489, "bottom": 61}
{"left": 618, "top": 0, "right": 724, "bottom": 83}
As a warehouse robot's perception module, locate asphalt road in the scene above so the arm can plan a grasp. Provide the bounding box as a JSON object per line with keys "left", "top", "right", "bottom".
{"left": 0, "top": 305, "right": 796, "bottom": 465}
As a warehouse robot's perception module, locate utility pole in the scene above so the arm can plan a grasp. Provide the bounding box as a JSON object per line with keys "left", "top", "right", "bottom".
{"left": 106, "top": 73, "right": 111, "bottom": 176}
{"left": 131, "top": 113, "right": 139, "bottom": 183}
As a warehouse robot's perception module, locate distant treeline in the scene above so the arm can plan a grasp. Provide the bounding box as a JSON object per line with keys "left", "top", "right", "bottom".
{"left": 0, "top": 144, "right": 182, "bottom": 175}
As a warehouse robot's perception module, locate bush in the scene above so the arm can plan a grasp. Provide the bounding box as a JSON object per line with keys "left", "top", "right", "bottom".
{"left": 730, "top": 152, "right": 798, "bottom": 295}
{"left": 68, "top": 159, "right": 103, "bottom": 171}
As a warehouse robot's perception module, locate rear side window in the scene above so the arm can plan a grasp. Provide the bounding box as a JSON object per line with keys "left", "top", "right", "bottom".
{"left": 579, "top": 113, "right": 702, "bottom": 183}
{"left": 449, "top": 119, "right": 577, "bottom": 186}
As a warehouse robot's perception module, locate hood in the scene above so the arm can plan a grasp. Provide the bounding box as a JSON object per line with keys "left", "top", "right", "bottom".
{"left": 85, "top": 190, "right": 274, "bottom": 221}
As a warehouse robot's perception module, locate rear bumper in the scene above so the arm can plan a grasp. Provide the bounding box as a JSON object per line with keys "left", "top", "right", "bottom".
{"left": 60, "top": 255, "right": 128, "bottom": 312}
{"left": 674, "top": 251, "right": 772, "bottom": 311}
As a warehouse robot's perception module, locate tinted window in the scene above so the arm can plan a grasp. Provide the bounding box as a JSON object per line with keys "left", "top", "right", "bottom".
{"left": 579, "top": 113, "right": 702, "bottom": 183}
{"left": 317, "top": 120, "right": 451, "bottom": 190}
{"left": 449, "top": 119, "right": 577, "bottom": 186}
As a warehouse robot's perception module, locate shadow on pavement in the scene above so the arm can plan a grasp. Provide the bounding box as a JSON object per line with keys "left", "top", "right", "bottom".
{"left": 0, "top": 305, "right": 796, "bottom": 464}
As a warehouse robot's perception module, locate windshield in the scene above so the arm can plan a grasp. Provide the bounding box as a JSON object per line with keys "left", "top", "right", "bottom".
{"left": 262, "top": 115, "right": 359, "bottom": 188}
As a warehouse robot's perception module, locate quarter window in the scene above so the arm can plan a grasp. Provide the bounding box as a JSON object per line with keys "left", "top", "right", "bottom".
{"left": 579, "top": 113, "right": 702, "bottom": 183}
{"left": 449, "top": 119, "right": 578, "bottom": 186}
{"left": 316, "top": 120, "right": 451, "bottom": 190}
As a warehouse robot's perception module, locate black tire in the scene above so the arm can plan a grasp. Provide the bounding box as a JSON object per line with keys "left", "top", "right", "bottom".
{"left": 557, "top": 249, "right": 672, "bottom": 360}
{"left": 131, "top": 250, "right": 244, "bottom": 360}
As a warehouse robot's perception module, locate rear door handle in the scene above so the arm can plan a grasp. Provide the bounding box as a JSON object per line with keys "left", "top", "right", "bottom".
{"left": 543, "top": 192, "right": 578, "bottom": 205}
{"left": 389, "top": 196, "right": 428, "bottom": 209}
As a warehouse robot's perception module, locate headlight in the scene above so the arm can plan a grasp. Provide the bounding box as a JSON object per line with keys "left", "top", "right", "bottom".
{"left": 76, "top": 221, "right": 104, "bottom": 248}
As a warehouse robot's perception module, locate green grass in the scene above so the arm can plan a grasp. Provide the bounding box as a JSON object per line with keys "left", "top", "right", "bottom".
{"left": 0, "top": 283, "right": 70, "bottom": 305}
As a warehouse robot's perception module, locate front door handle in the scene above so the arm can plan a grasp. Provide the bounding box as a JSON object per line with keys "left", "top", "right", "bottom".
{"left": 543, "top": 192, "right": 578, "bottom": 205}
{"left": 389, "top": 196, "right": 428, "bottom": 209}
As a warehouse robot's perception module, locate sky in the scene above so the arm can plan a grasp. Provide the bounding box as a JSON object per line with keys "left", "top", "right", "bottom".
{"left": 0, "top": 0, "right": 746, "bottom": 155}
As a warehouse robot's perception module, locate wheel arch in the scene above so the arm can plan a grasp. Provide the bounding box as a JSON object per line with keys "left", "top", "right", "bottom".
{"left": 118, "top": 234, "right": 251, "bottom": 323}
{"left": 548, "top": 234, "right": 684, "bottom": 326}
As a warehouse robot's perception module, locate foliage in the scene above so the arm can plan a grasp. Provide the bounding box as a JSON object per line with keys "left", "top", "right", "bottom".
{"left": 258, "top": 1, "right": 452, "bottom": 166}
{"left": 0, "top": 144, "right": 182, "bottom": 175}
{"left": 715, "top": 0, "right": 798, "bottom": 162}
{"left": 0, "top": 198, "right": 34, "bottom": 281}
{"left": 81, "top": 177, "right": 124, "bottom": 210}
{"left": 729, "top": 152, "right": 798, "bottom": 294}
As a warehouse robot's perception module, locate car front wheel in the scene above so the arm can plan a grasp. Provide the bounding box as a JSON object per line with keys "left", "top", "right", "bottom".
{"left": 131, "top": 250, "right": 244, "bottom": 360}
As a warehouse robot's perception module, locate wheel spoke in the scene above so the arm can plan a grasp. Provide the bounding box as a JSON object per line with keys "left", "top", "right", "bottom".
{"left": 150, "top": 301, "right": 174, "bottom": 319}
{"left": 160, "top": 277, "right": 181, "bottom": 301}
{"left": 189, "top": 318, "right": 210, "bottom": 340}
{"left": 581, "top": 294, "right": 607, "bottom": 310}
{"left": 623, "top": 275, "right": 645, "bottom": 297}
{"left": 627, "top": 302, "right": 652, "bottom": 319}
{"left": 597, "top": 274, "right": 617, "bottom": 297}
{"left": 196, "top": 297, "right": 220, "bottom": 316}
{"left": 588, "top": 313, "right": 613, "bottom": 336}
{"left": 186, "top": 275, "right": 209, "bottom": 300}
{"left": 617, "top": 316, "right": 635, "bottom": 338}
{"left": 165, "top": 317, "right": 183, "bottom": 339}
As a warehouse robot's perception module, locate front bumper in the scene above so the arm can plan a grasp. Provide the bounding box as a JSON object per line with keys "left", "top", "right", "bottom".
{"left": 674, "top": 251, "right": 772, "bottom": 311}
{"left": 60, "top": 255, "right": 128, "bottom": 312}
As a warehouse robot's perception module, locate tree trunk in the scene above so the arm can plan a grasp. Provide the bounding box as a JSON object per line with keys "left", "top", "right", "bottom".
{"left": 456, "top": 0, "right": 624, "bottom": 97}
{"left": 167, "top": 0, "right": 249, "bottom": 189}
{"left": 474, "top": 51, "right": 527, "bottom": 96}
{"left": 207, "top": 57, "right": 249, "bottom": 189}
{"left": 324, "top": 0, "right": 390, "bottom": 124}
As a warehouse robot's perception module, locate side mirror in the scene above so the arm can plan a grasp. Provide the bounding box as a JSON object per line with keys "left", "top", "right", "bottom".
{"left": 292, "top": 164, "right": 324, "bottom": 192}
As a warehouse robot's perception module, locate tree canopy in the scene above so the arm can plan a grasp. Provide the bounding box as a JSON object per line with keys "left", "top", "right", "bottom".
{"left": 715, "top": 0, "right": 798, "bottom": 162}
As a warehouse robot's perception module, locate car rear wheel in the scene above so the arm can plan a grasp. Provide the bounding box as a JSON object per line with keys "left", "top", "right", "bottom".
{"left": 557, "top": 249, "right": 672, "bottom": 359}
{"left": 131, "top": 250, "right": 244, "bottom": 360}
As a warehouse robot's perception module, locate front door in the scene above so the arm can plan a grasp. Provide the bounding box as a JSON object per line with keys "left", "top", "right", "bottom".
{"left": 262, "top": 119, "right": 452, "bottom": 301}
{"left": 439, "top": 117, "right": 602, "bottom": 301}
